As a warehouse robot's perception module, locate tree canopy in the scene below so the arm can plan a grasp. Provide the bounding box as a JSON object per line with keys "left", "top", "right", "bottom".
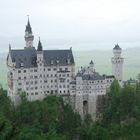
{"left": 0, "top": 81, "right": 140, "bottom": 140}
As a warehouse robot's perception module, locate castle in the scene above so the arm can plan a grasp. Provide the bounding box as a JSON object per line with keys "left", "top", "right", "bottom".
{"left": 7, "top": 19, "right": 124, "bottom": 120}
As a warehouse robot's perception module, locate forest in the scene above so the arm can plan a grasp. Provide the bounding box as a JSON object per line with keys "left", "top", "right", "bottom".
{"left": 0, "top": 80, "right": 140, "bottom": 140}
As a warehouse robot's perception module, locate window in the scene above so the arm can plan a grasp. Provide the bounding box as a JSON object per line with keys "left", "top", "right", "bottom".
{"left": 26, "top": 82, "right": 29, "bottom": 85}
{"left": 59, "top": 68, "right": 62, "bottom": 71}
{"left": 60, "top": 79, "right": 65, "bottom": 83}
{"left": 48, "top": 68, "right": 51, "bottom": 71}
{"left": 67, "top": 74, "right": 69, "bottom": 77}
{"left": 65, "top": 68, "right": 68, "bottom": 71}
{"left": 18, "top": 83, "right": 22, "bottom": 85}
{"left": 24, "top": 70, "right": 26, "bottom": 73}
{"left": 34, "top": 76, "right": 38, "bottom": 79}
{"left": 18, "top": 70, "right": 21, "bottom": 73}
{"left": 35, "top": 87, "right": 38, "bottom": 90}
{"left": 24, "top": 76, "right": 26, "bottom": 79}
{"left": 34, "top": 69, "right": 37, "bottom": 72}
{"left": 31, "top": 93, "right": 34, "bottom": 95}
{"left": 35, "top": 92, "right": 38, "bottom": 95}
{"left": 18, "top": 77, "right": 21, "bottom": 80}
{"left": 54, "top": 68, "right": 57, "bottom": 71}
{"left": 18, "top": 88, "right": 22, "bottom": 91}
{"left": 10, "top": 72, "right": 13, "bottom": 76}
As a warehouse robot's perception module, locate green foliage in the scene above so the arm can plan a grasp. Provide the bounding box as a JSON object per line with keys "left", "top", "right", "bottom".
{"left": 0, "top": 91, "right": 81, "bottom": 140}
{"left": 0, "top": 81, "right": 140, "bottom": 140}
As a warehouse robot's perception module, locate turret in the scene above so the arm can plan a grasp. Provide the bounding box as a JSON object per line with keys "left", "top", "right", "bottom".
{"left": 89, "top": 60, "right": 95, "bottom": 72}
{"left": 24, "top": 17, "right": 34, "bottom": 48}
{"left": 37, "top": 38, "right": 43, "bottom": 64}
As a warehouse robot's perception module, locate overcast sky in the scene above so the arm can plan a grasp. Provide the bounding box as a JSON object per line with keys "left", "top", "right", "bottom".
{"left": 1, "top": 0, "right": 140, "bottom": 52}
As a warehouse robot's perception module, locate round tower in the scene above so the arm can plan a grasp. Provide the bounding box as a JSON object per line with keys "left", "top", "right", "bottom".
{"left": 111, "top": 44, "right": 124, "bottom": 82}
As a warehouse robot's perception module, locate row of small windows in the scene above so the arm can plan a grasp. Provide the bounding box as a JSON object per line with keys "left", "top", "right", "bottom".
{"left": 78, "top": 85, "right": 104, "bottom": 89}
{"left": 18, "top": 74, "right": 70, "bottom": 80}
{"left": 87, "top": 80, "right": 103, "bottom": 84}
{"left": 78, "top": 90, "right": 104, "bottom": 94}
{"left": 18, "top": 79, "right": 70, "bottom": 85}
{"left": 18, "top": 68, "right": 69, "bottom": 73}
{"left": 18, "top": 84, "right": 70, "bottom": 90}
{"left": 107, "top": 80, "right": 112, "bottom": 82}
{"left": 17, "top": 90, "right": 70, "bottom": 95}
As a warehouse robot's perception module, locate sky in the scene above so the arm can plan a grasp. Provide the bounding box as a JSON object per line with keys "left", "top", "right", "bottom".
{"left": 1, "top": 0, "right": 140, "bottom": 52}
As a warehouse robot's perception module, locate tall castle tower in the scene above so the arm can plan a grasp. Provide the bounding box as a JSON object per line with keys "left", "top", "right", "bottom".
{"left": 24, "top": 17, "right": 34, "bottom": 48}
{"left": 111, "top": 44, "right": 124, "bottom": 82}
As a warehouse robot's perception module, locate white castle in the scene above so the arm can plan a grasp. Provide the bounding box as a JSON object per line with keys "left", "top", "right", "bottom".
{"left": 7, "top": 19, "right": 124, "bottom": 120}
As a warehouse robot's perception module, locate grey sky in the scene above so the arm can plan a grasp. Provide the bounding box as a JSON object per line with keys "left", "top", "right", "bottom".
{"left": 1, "top": 0, "right": 140, "bottom": 52}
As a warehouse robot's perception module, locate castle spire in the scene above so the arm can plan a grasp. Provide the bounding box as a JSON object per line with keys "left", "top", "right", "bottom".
{"left": 9, "top": 44, "right": 11, "bottom": 52}
{"left": 25, "top": 15, "right": 32, "bottom": 33}
{"left": 37, "top": 37, "right": 43, "bottom": 51}
{"left": 24, "top": 15, "right": 34, "bottom": 48}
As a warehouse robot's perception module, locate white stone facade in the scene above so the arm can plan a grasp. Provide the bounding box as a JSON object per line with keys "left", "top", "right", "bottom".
{"left": 7, "top": 19, "right": 118, "bottom": 120}
{"left": 69, "top": 62, "right": 114, "bottom": 120}
{"left": 7, "top": 19, "right": 75, "bottom": 104}
{"left": 111, "top": 44, "right": 124, "bottom": 82}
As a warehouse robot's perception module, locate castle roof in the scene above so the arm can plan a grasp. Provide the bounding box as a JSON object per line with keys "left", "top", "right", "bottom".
{"left": 10, "top": 48, "right": 75, "bottom": 68}
{"left": 90, "top": 60, "right": 94, "bottom": 64}
{"left": 37, "top": 38, "right": 43, "bottom": 51}
{"left": 113, "top": 44, "right": 121, "bottom": 50}
{"left": 25, "top": 18, "right": 32, "bottom": 33}
{"left": 76, "top": 69, "right": 105, "bottom": 80}
{"left": 82, "top": 73, "right": 105, "bottom": 80}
